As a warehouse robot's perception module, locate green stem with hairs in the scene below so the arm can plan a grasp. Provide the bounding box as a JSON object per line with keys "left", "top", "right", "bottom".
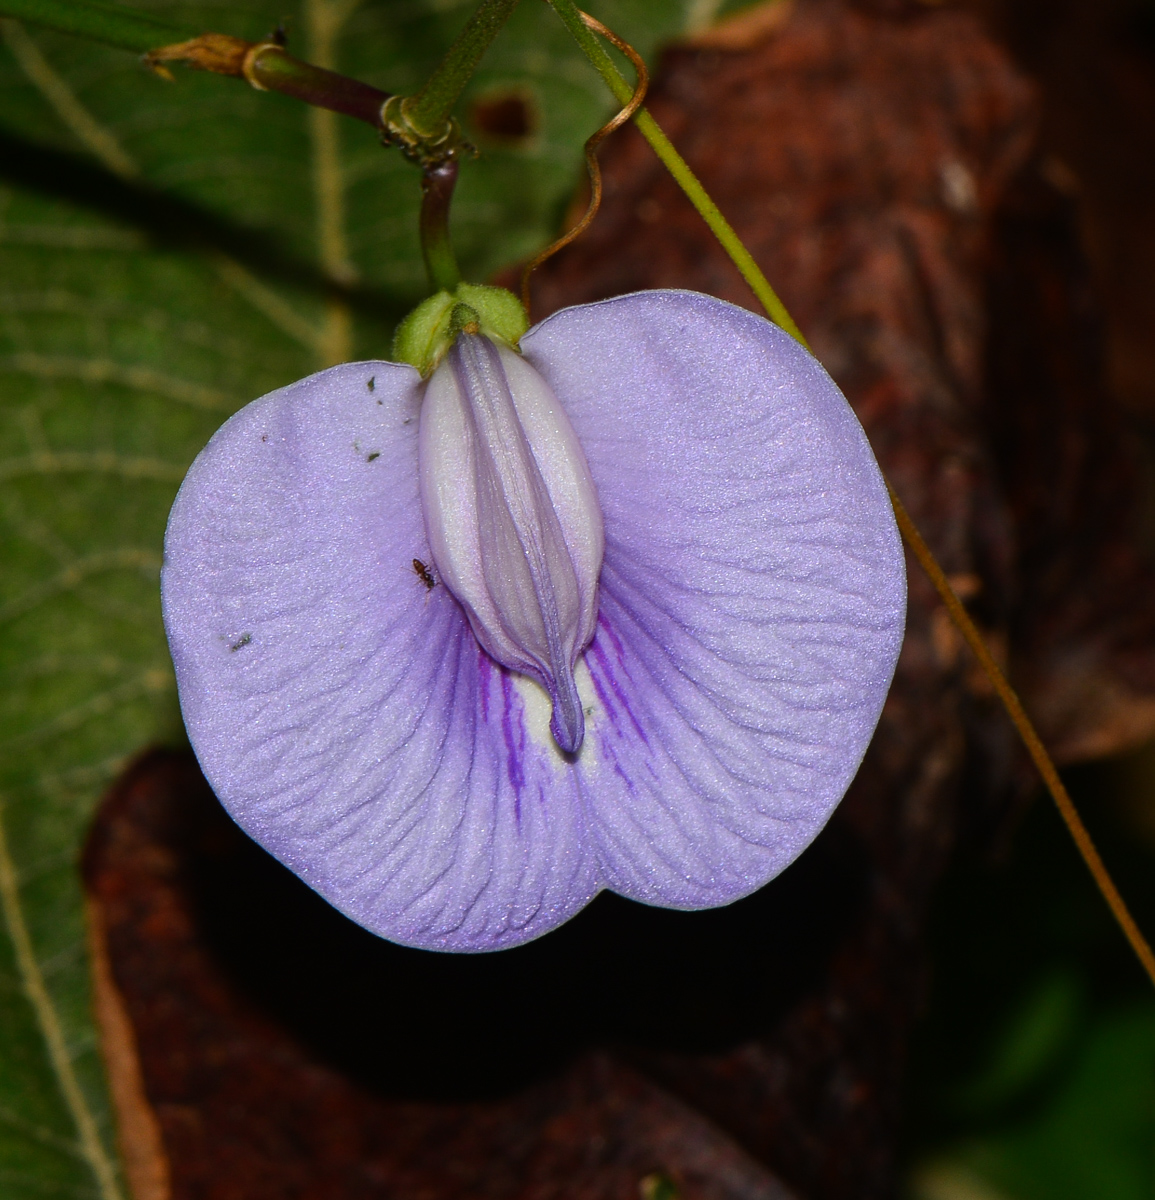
{"left": 403, "top": 0, "right": 521, "bottom": 138}
{"left": 544, "top": 0, "right": 805, "bottom": 346}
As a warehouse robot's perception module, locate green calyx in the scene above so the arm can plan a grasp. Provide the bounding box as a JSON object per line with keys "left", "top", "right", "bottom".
{"left": 392, "top": 283, "right": 530, "bottom": 376}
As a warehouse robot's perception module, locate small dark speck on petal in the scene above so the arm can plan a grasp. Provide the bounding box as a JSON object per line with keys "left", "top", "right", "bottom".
{"left": 377, "top": 399, "right": 383, "bottom": 405}
{"left": 367, "top": 376, "right": 376, "bottom": 392}
{"left": 403, "top": 417, "right": 412, "bottom": 425}
{"left": 261, "top": 434, "right": 268, "bottom": 442}
{"left": 366, "top": 452, "right": 380, "bottom": 462}
{"left": 229, "top": 633, "right": 252, "bottom": 652}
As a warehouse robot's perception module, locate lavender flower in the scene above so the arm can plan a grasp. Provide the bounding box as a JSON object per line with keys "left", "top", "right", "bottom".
{"left": 162, "top": 289, "right": 906, "bottom": 952}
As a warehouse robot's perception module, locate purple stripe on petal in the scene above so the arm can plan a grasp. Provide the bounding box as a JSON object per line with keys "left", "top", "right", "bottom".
{"left": 499, "top": 669, "right": 526, "bottom": 817}
{"left": 587, "top": 627, "right": 649, "bottom": 748}
{"left": 478, "top": 651, "right": 492, "bottom": 724}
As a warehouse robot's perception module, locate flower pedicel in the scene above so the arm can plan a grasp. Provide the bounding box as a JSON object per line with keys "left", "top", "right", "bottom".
{"left": 161, "top": 287, "right": 906, "bottom": 952}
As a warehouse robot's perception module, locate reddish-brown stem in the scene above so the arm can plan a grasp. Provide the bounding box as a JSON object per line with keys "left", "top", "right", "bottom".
{"left": 420, "top": 159, "right": 462, "bottom": 292}
{"left": 146, "top": 35, "right": 390, "bottom": 129}
{"left": 249, "top": 46, "right": 389, "bottom": 125}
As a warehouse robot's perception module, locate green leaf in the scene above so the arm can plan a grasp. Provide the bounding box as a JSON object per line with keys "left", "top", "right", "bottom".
{"left": 0, "top": 0, "right": 188, "bottom": 54}
{"left": 916, "top": 1006, "right": 1155, "bottom": 1200}
{"left": 0, "top": 0, "right": 695, "bottom": 1192}
{"left": 948, "top": 971, "right": 1085, "bottom": 1117}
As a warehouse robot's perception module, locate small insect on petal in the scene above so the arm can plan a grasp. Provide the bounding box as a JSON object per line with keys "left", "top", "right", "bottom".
{"left": 412, "top": 558, "right": 436, "bottom": 589}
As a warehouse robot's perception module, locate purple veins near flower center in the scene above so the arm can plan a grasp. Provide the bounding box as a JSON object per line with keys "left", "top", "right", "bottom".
{"left": 420, "top": 332, "right": 603, "bottom": 755}
{"left": 161, "top": 290, "right": 907, "bottom": 953}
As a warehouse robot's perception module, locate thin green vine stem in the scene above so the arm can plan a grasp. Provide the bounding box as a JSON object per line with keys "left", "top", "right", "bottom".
{"left": 547, "top": 0, "right": 1155, "bottom": 992}
{"left": 544, "top": 0, "right": 805, "bottom": 346}
{"left": 404, "top": 0, "right": 521, "bottom": 137}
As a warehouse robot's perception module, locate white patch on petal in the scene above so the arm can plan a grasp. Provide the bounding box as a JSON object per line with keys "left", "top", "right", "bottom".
{"left": 512, "top": 658, "right": 600, "bottom": 767}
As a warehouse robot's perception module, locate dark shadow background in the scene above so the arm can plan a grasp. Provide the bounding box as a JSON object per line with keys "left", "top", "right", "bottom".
{"left": 185, "top": 789, "right": 868, "bottom": 1102}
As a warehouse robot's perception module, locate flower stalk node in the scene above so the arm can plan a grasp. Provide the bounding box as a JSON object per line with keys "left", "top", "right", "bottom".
{"left": 240, "top": 41, "right": 281, "bottom": 91}
{"left": 380, "top": 94, "right": 472, "bottom": 167}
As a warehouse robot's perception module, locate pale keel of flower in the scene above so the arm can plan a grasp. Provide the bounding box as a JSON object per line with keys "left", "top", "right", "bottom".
{"left": 420, "top": 333, "right": 603, "bottom": 754}
{"left": 161, "top": 290, "right": 907, "bottom": 953}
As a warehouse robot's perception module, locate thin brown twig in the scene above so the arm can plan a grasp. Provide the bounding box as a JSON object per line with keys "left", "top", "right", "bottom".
{"left": 520, "top": 11, "right": 648, "bottom": 314}
{"left": 887, "top": 481, "right": 1155, "bottom": 989}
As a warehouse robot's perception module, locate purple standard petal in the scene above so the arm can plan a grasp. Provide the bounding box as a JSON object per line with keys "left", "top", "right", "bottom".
{"left": 162, "top": 290, "right": 905, "bottom": 953}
